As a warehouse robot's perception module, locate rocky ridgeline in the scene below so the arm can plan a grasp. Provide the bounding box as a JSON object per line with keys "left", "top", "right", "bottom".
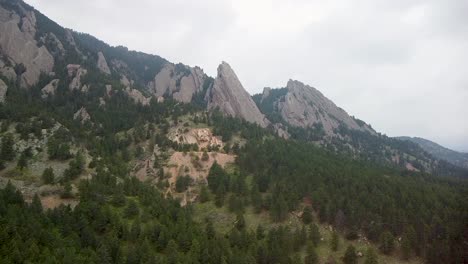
{"left": 206, "top": 62, "right": 268, "bottom": 127}
{"left": 259, "top": 80, "right": 374, "bottom": 136}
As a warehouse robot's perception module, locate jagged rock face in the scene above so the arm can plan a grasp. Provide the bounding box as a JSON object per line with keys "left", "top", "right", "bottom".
{"left": 67, "top": 64, "right": 87, "bottom": 90}
{"left": 206, "top": 62, "right": 268, "bottom": 127}
{"left": 42, "top": 32, "right": 65, "bottom": 57}
{"left": 124, "top": 87, "right": 150, "bottom": 105}
{"left": 97, "top": 51, "right": 111, "bottom": 74}
{"left": 41, "top": 79, "right": 59, "bottom": 98}
{"left": 0, "top": 79, "right": 7, "bottom": 103}
{"left": 0, "top": 59, "right": 16, "bottom": 82}
{"left": 149, "top": 63, "right": 205, "bottom": 103}
{"left": 263, "top": 79, "right": 372, "bottom": 135}
{"left": 73, "top": 107, "right": 91, "bottom": 123}
{"left": 0, "top": 6, "right": 54, "bottom": 87}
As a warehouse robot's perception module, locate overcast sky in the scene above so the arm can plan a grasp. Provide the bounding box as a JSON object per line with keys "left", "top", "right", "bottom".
{"left": 25, "top": 0, "right": 468, "bottom": 152}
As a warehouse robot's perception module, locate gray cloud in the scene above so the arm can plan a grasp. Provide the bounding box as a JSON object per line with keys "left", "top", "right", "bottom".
{"left": 25, "top": 0, "right": 468, "bottom": 152}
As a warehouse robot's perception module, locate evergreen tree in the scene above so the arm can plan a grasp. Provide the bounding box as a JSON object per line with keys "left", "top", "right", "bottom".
{"left": 379, "top": 231, "right": 395, "bottom": 255}
{"left": 199, "top": 185, "right": 210, "bottom": 203}
{"left": 309, "top": 223, "right": 321, "bottom": 246}
{"left": 343, "top": 245, "right": 357, "bottom": 264}
{"left": 331, "top": 231, "right": 339, "bottom": 251}
{"left": 42, "top": 167, "right": 55, "bottom": 184}
{"left": 302, "top": 206, "right": 313, "bottom": 224}
{"left": 1, "top": 133, "right": 15, "bottom": 161}
{"left": 364, "top": 247, "right": 378, "bottom": 264}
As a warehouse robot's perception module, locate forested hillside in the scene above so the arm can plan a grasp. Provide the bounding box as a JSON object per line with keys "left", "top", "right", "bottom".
{"left": 0, "top": 0, "right": 467, "bottom": 263}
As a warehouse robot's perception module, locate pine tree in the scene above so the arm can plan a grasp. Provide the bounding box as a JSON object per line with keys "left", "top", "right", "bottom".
{"left": 199, "top": 185, "right": 210, "bottom": 203}
{"left": 331, "top": 231, "right": 339, "bottom": 251}
{"left": 379, "top": 231, "right": 394, "bottom": 254}
{"left": 303, "top": 206, "right": 313, "bottom": 224}
{"left": 42, "top": 167, "right": 55, "bottom": 184}
{"left": 309, "top": 223, "right": 321, "bottom": 246}
{"left": 343, "top": 245, "right": 357, "bottom": 264}
{"left": 364, "top": 247, "right": 378, "bottom": 264}
{"left": 1, "top": 133, "right": 15, "bottom": 161}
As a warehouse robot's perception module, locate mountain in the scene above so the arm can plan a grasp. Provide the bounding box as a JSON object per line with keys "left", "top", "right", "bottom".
{"left": 253, "top": 80, "right": 468, "bottom": 177}
{"left": 254, "top": 79, "right": 374, "bottom": 136}
{"left": 397, "top": 136, "right": 468, "bottom": 169}
{"left": 0, "top": 1, "right": 467, "bottom": 263}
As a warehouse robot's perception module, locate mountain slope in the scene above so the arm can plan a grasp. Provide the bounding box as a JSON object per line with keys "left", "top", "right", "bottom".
{"left": 398, "top": 136, "right": 468, "bottom": 169}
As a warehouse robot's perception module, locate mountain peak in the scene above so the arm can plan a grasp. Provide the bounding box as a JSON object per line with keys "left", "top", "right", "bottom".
{"left": 206, "top": 61, "right": 268, "bottom": 127}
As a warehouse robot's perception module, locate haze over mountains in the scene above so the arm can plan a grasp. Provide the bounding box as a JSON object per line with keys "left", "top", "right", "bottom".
{"left": 0, "top": 0, "right": 466, "bottom": 178}
{"left": 23, "top": 0, "right": 468, "bottom": 153}
{"left": 0, "top": 1, "right": 467, "bottom": 263}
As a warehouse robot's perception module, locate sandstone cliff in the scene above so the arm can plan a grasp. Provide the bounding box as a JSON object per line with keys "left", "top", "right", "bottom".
{"left": 206, "top": 62, "right": 268, "bottom": 127}
{"left": 148, "top": 63, "right": 206, "bottom": 103}
{"left": 0, "top": 5, "right": 54, "bottom": 87}
{"left": 258, "top": 79, "right": 373, "bottom": 135}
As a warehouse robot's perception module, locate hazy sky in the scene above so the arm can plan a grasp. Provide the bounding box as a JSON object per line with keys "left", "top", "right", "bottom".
{"left": 25, "top": 0, "right": 468, "bottom": 152}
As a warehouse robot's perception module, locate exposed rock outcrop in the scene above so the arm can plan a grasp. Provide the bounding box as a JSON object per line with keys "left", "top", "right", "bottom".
{"left": 125, "top": 87, "right": 150, "bottom": 105}
{"left": 0, "top": 59, "right": 16, "bottom": 82}
{"left": 41, "top": 79, "right": 59, "bottom": 98}
{"left": 260, "top": 79, "right": 373, "bottom": 135}
{"left": 67, "top": 64, "right": 87, "bottom": 90}
{"left": 73, "top": 107, "right": 91, "bottom": 124}
{"left": 0, "top": 79, "right": 7, "bottom": 103}
{"left": 149, "top": 63, "right": 205, "bottom": 103}
{"left": 0, "top": 6, "right": 54, "bottom": 87}
{"left": 206, "top": 62, "right": 268, "bottom": 127}
{"left": 97, "top": 51, "right": 111, "bottom": 74}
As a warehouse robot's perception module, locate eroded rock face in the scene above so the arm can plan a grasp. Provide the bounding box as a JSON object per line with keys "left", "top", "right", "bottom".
{"left": 97, "top": 51, "right": 111, "bottom": 74}
{"left": 149, "top": 63, "right": 205, "bottom": 103}
{"left": 206, "top": 61, "right": 268, "bottom": 127}
{"left": 73, "top": 107, "right": 91, "bottom": 124}
{"left": 0, "top": 59, "right": 16, "bottom": 82}
{"left": 0, "top": 6, "right": 54, "bottom": 88}
{"left": 41, "top": 79, "right": 59, "bottom": 98}
{"left": 0, "top": 79, "right": 8, "bottom": 103}
{"left": 262, "top": 79, "right": 373, "bottom": 135}
{"left": 67, "top": 64, "right": 87, "bottom": 90}
{"left": 124, "top": 87, "right": 150, "bottom": 105}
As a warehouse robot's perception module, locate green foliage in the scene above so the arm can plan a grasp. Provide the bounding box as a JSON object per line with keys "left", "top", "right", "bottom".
{"left": 175, "top": 175, "right": 192, "bottom": 193}
{"left": 42, "top": 167, "right": 55, "bottom": 184}
{"left": 302, "top": 206, "right": 313, "bottom": 224}
{"left": 0, "top": 133, "right": 15, "bottom": 161}
{"left": 330, "top": 231, "right": 339, "bottom": 251}
{"left": 343, "top": 245, "right": 357, "bottom": 264}
{"left": 364, "top": 247, "right": 378, "bottom": 264}
{"left": 379, "top": 231, "right": 394, "bottom": 255}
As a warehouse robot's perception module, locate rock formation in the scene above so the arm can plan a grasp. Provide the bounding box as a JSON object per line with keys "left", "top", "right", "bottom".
{"left": 259, "top": 79, "right": 373, "bottom": 135}
{"left": 0, "top": 79, "right": 7, "bottom": 103}
{"left": 97, "top": 51, "right": 111, "bottom": 74}
{"left": 149, "top": 63, "right": 205, "bottom": 103}
{"left": 41, "top": 79, "right": 59, "bottom": 98}
{"left": 0, "top": 59, "right": 16, "bottom": 82}
{"left": 206, "top": 62, "right": 268, "bottom": 127}
{"left": 73, "top": 107, "right": 91, "bottom": 123}
{"left": 124, "top": 87, "right": 150, "bottom": 106}
{"left": 0, "top": 6, "right": 54, "bottom": 87}
{"left": 67, "top": 64, "right": 87, "bottom": 90}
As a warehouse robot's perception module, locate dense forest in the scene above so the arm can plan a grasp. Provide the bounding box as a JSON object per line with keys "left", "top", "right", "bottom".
{"left": 0, "top": 1, "right": 467, "bottom": 263}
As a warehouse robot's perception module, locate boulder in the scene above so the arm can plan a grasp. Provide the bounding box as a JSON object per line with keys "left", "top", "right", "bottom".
{"left": 205, "top": 61, "right": 268, "bottom": 127}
